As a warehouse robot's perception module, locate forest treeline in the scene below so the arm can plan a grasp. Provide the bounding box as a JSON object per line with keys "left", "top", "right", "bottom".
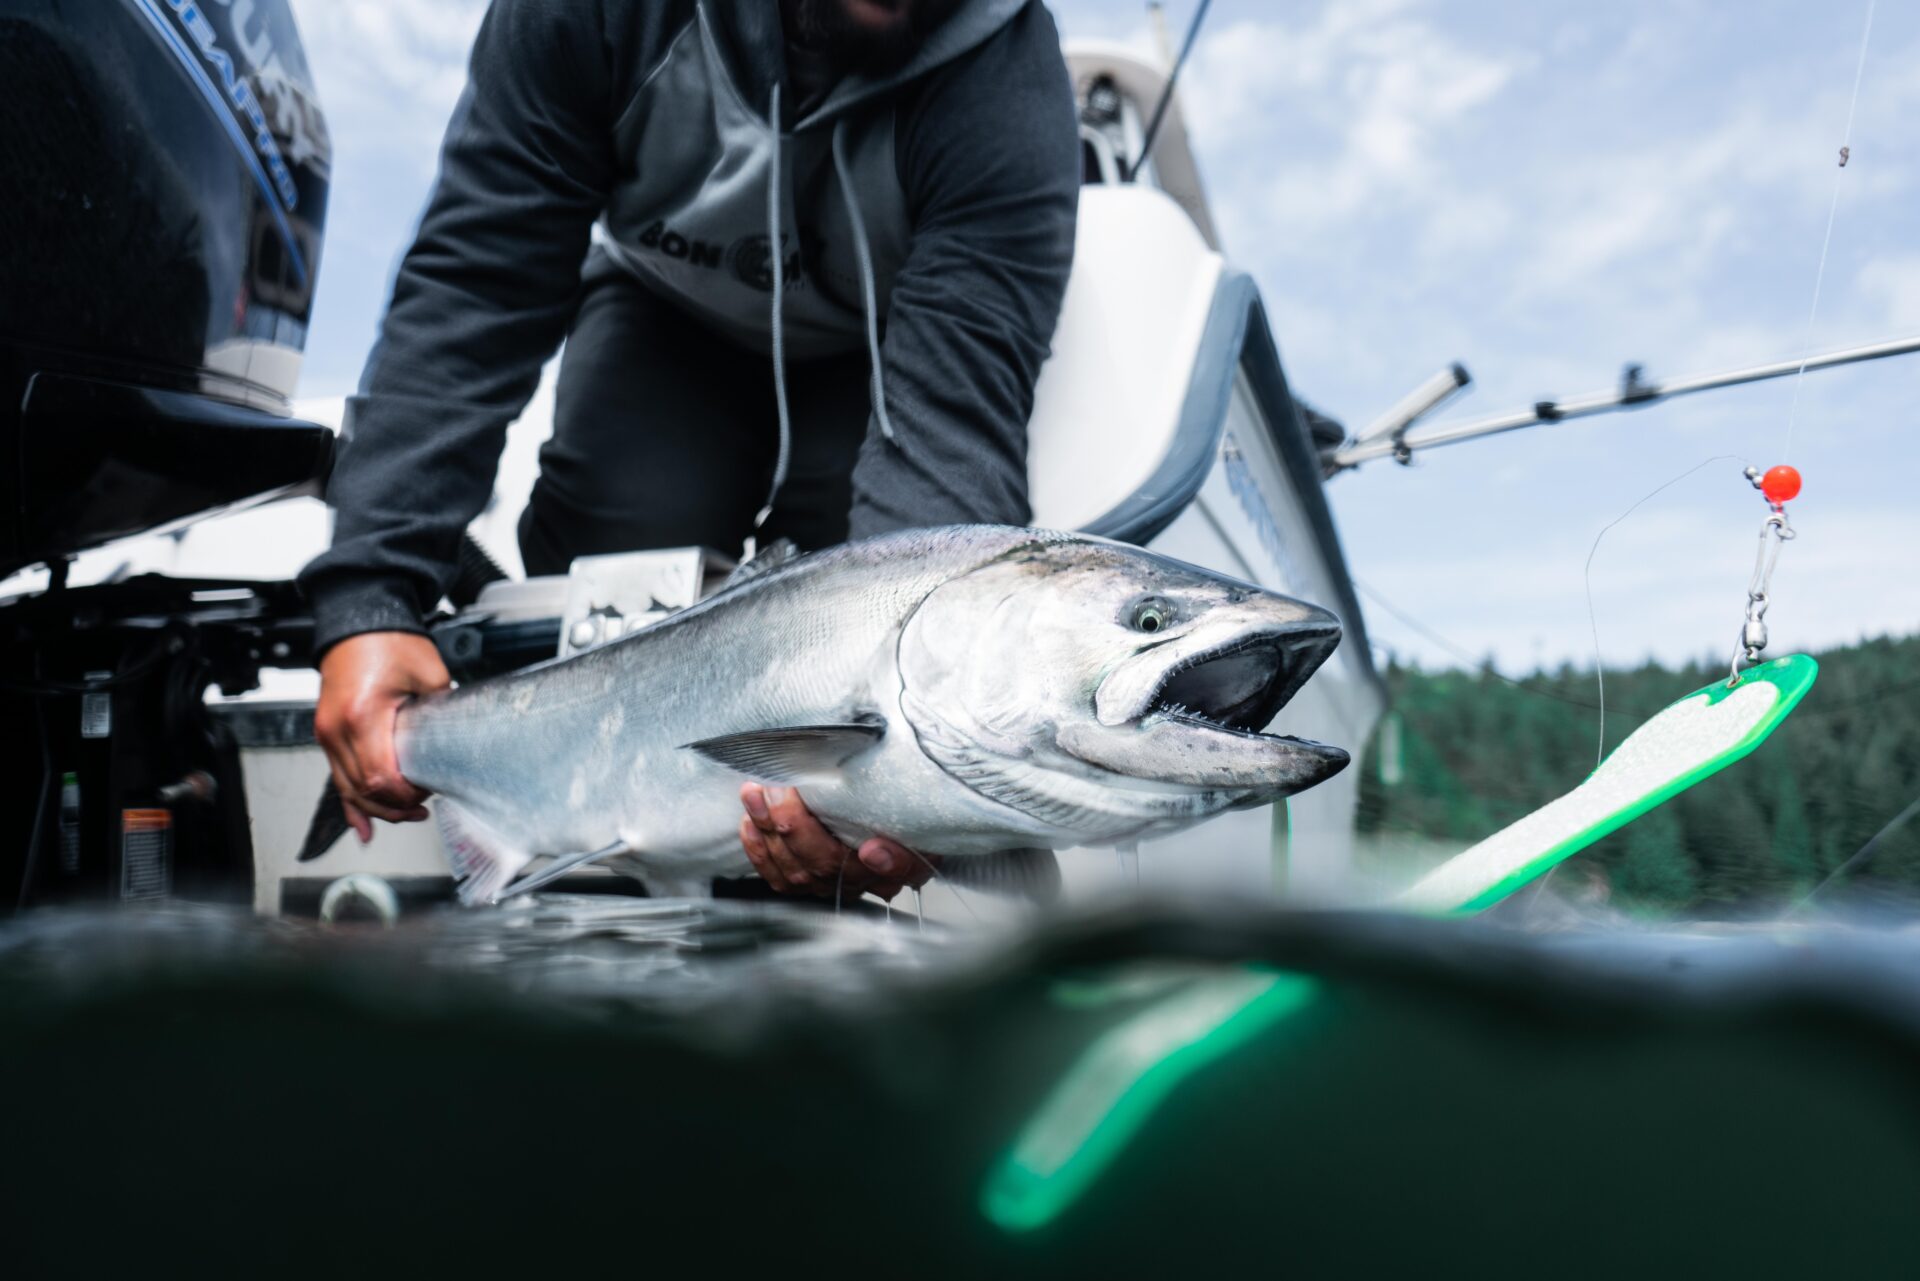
{"left": 1356, "top": 633, "right": 1920, "bottom": 916}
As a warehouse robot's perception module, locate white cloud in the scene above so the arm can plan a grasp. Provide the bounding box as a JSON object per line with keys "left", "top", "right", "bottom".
{"left": 1857, "top": 254, "right": 1920, "bottom": 330}
{"left": 291, "top": 0, "right": 487, "bottom": 154}
{"left": 1183, "top": 2, "right": 1525, "bottom": 240}
{"left": 1159, "top": 0, "right": 1920, "bottom": 429}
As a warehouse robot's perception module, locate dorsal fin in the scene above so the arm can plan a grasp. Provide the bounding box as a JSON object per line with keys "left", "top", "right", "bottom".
{"left": 722, "top": 538, "right": 802, "bottom": 590}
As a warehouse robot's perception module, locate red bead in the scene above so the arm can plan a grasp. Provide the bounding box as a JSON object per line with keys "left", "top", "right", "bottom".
{"left": 1760, "top": 465, "right": 1801, "bottom": 504}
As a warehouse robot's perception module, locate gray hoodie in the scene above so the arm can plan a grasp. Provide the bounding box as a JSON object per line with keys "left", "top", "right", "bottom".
{"left": 301, "top": 0, "right": 1080, "bottom": 655}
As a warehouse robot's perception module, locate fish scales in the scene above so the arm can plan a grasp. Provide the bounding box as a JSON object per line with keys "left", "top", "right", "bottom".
{"left": 398, "top": 528, "right": 1057, "bottom": 885}
{"left": 327, "top": 526, "right": 1350, "bottom": 901}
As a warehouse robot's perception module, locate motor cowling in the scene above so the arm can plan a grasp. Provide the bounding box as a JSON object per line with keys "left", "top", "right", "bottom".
{"left": 0, "top": 0, "right": 334, "bottom": 575}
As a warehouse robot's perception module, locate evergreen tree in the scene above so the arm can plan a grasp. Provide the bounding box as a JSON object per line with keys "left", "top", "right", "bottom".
{"left": 1356, "top": 632, "right": 1920, "bottom": 917}
{"left": 1770, "top": 770, "right": 1815, "bottom": 889}
{"left": 1611, "top": 800, "right": 1696, "bottom": 908}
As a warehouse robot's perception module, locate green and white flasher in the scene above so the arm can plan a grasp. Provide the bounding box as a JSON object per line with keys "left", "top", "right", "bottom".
{"left": 1400, "top": 653, "right": 1818, "bottom": 914}
{"left": 981, "top": 655, "right": 1818, "bottom": 1233}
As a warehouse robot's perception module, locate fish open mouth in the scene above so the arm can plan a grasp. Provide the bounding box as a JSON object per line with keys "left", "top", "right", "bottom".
{"left": 1141, "top": 626, "right": 1341, "bottom": 736}
{"left": 1065, "top": 601, "right": 1350, "bottom": 792}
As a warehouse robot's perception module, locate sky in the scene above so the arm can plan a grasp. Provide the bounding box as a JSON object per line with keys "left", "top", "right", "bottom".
{"left": 273, "top": 0, "right": 1918, "bottom": 675}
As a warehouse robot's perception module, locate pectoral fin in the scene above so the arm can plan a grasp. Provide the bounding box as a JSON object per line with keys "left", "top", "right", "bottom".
{"left": 683, "top": 721, "right": 885, "bottom": 783}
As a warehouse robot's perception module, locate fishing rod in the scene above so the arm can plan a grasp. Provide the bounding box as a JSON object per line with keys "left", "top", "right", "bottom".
{"left": 1127, "top": 0, "right": 1211, "bottom": 183}
{"left": 1326, "top": 332, "right": 1920, "bottom": 471}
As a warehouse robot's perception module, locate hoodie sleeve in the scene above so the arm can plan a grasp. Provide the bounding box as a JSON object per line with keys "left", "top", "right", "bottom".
{"left": 845, "top": 0, "right": 1080, "bottom": 538}
{"left": 297, "top": 0, "right": 616, "bottom": 657}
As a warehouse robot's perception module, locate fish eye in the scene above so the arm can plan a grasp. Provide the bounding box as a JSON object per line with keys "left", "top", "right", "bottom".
{"left": 1129, "top": 597, "right": 1175, "bottom": 634}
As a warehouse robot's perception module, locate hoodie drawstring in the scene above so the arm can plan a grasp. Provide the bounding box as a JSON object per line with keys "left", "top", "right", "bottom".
{"left": 757, "top": 89, "right": 896, "bottom": 532}
{"left": 757, "top": 82, "right": 792, "bottom": 531}
{"left": 831, "top": 118, "right": 895, "bottom": 444}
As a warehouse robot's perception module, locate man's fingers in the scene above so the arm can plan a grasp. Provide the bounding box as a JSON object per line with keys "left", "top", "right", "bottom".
{"left": 327, "top": 758, "right": 374, "bottom": 844}
{"left": 344, "top": 793, "right": 427, "bottom": 824}
{"left": 314, "top": 631, "right": 445, "bottom": 835}
{"left": 321, "top": 717, "right": 367, "bottom": 800}
{"left": 741, "top": 782, "right": 770, "bottom": 825}
{"left": 762, "top": 787, "right": 852, "bottom": 884}
{"left": 857, "top": 838, "right": 909, "bottom": 880}
{"left": 321, "top": 708, "right": 388, "bottom": 812}
{"left": 762, "top": 829, "right": 816, "bottom": 894}
{"left": 323, "top": 744, "right": 369, "bottom": 843}
{"left": 327, "top": 753, "right": 423, "bottom": 826}
{"left": 328, "top": 697, "right": 430, "bottom": 816}
{"left": 741, "top": 785, "right": 816, "bottom": 893}
{"left": 741, "top": 784, "right": 910, "bottom": 900}
{"left": 860, "top": 838, "right": 935, "bottom": 889}
{"left": 739, "top": 817, "right": 790, "bottom": 893}
{"left": 342, "top": 796, "right": 374, "bottom": 844}
{"left": 352, "top": 704, "right": 429, "bottom": 809}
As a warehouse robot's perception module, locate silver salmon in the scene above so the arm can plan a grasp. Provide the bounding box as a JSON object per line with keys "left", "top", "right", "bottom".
{"left": 308, "top": 526, "right": 1350, "bottom": 902}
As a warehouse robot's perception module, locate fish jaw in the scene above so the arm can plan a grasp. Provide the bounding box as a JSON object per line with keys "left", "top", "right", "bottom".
{"left": 1068, "top": 606, "right": 1351, "bottom": 793}
{"left": 1056, "top": 714, "right": 1349, "bottom": 795}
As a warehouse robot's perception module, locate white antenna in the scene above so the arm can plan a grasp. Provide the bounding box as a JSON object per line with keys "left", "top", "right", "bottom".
{"left": 1146, "top": 2, "right": 1175, "bottom": 67}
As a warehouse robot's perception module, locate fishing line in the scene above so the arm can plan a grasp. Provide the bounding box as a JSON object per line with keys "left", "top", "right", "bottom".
{"left": 1127, "top": 0, "right": 1212, "bottom": 182}
{"left": 1365, "top": 566, "right": 1915, "bottom": 720}
{"left": 834, "top": 846, "right": 966, "bottom": 921}
{"left": 1791, "top": 792, "right": 1920, "bottom": 911}
{"left": 1782, "top": 0, "right": 1876, "bottom": 463}
{"left": 1353, "top": 578, "right": 1643, "bottom": 714}
{"left": 1583, "top": 454, "right": 1747, "bottom": 768}
{"left": 907, "top": 848, "right": 981, "bottom": 924}
{"left": 1581, "top": 5, "right": 1875, "bottom": 761}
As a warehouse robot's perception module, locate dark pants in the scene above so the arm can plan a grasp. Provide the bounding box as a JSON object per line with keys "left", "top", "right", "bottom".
{"left": 518, "top": 249, "right": 872, "bottom": 575}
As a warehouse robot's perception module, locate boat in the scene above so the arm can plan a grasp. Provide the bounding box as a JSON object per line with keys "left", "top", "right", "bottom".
{"left": 0, "top": 6, "right": 1385, "bottom": 917}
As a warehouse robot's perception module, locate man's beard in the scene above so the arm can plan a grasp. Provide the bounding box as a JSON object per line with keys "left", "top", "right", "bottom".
{"left": 788, "top": 0, "right": 966, "bottom": 75}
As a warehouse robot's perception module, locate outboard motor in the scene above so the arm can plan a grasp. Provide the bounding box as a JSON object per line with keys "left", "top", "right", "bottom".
{"left": 0, "top": 0, "right": 333, "bottom": 907}
{"left": 0, "top": 0, "right": 334, "bottom": 570}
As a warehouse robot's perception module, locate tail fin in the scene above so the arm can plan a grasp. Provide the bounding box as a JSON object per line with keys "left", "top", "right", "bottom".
{"left": 296, "top": 778, "right": 352, "bottom": 863}
{"left": 438, "top": 800, "right": 532, "bottom": 906}
{"left": 296, "top": 783, "right": 529, "bottom": 908}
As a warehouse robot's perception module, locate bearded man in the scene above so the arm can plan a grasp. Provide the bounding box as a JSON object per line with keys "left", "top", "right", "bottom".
{"left": 301, "top": 0, "right": 1080, "bottom": 900}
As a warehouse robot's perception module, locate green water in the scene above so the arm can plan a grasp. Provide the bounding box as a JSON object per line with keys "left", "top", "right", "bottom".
{"left": 3, "top": 900, "right": 1918, "bottom": 1278}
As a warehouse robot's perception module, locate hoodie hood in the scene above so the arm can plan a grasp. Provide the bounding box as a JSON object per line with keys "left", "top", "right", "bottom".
{"left": 704, "top": 0, "right": 1031, "bottom": 131}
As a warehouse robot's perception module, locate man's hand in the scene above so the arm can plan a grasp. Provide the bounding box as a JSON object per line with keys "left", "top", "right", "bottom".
{"left": 738, "top": 783, "right": 934, "bottom": 901}
{"left": 314, "top": 631, "right": 450, "bottom": 843}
